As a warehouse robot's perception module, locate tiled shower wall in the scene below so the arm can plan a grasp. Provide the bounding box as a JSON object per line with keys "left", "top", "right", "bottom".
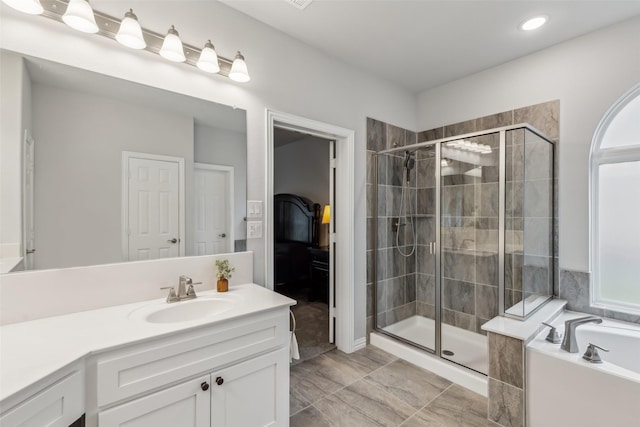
{"left": 366, "top": 100, "right": 560, "bottom": 339}
{"left": 366, "top": 120, "right": 418, "bottom": 331}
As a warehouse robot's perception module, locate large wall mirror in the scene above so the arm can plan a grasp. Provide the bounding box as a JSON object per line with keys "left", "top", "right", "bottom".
{"left": 0, "top": 49, "right": 247, "bottom": 273}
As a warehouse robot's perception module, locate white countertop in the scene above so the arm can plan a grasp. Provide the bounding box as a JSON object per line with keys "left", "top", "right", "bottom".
{"left": 0, "top": 257, "right": 22, "bottom": 274}
{"left": 481, "top": 299, "right": 567, "bottom": 341}
{"left": 0, "top": 283, "right": 295, "bottom": 403}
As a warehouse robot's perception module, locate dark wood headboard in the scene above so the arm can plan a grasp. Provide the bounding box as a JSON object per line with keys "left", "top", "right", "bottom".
{"left": 274, "top": 194, "right": 320, "bottom": 246}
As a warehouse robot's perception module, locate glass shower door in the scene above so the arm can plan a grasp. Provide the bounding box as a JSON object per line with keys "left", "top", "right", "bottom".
{"left": 375, "top": 145, "right": 437, "bottom": 352}
{"left": 439, "top": 133, "right": 500, "bottom": 374}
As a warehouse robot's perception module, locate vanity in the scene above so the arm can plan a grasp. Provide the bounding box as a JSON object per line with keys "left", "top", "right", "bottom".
{"left": 0, "top": 283, "right": 295, "bottom": 427}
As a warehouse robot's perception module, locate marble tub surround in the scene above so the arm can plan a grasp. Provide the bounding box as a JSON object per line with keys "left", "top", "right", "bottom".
{"left": 482, "top": 299, "right": 566, "bottom": 427}
{"left": 290, "top": 346, "right": 498, "bottom": 427}
{"left": 0, "top": 252, "right": 253, "bottom": 325}
{"left": 559, "top": 269, "right": 640, "bottom": 324}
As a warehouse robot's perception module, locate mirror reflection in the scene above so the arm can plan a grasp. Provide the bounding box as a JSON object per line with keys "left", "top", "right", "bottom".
{"left": 0, "top": 49, "right": 247, "bottom": 273}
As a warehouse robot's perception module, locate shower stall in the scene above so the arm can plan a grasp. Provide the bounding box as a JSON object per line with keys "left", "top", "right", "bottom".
{"left": 373, "top": 124, "right": 555, "bottom": 374}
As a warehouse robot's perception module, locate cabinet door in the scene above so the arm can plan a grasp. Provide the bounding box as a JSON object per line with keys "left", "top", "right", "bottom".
{"left": 99, "top": 375, "right": 210, "bottom": 427}
{"left": 211, "top": 348, "right": 289, "bottom": 427}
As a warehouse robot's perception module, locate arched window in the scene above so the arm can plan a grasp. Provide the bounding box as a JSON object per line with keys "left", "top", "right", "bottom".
{"left": 590, "top": 84, "right": 640, "bottom": 315}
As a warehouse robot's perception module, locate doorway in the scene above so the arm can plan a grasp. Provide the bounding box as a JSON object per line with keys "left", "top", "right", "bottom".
{"left": 121, "top": 151, "right": 185, "bottom": 261}
{"left": 194, "top": 163, "right": 234, "bottom": 255}
{"left": 266, "top": 110, "right": 357, "bottom": 354}
{"left": 273, "top": 128, "right": 335, "bottom": 362}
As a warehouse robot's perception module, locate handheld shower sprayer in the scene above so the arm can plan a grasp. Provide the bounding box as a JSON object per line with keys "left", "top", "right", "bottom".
{"left": 403, "top": 151, "right": 415, "bottom": 184}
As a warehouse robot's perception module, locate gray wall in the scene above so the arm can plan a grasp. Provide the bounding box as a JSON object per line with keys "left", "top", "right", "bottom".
{"left": 274, "top": 137, "right": 330, "bottom": 246}
{"left": 194, "top": 123, "right": 247, "bottom": 243}
{"left": 32, "top": 83, "right": 194, "bottom": 270}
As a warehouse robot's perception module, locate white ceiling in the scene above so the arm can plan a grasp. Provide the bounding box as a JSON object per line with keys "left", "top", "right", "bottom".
{"left": 220, "top": 0, "right": 640, "bottom": 93}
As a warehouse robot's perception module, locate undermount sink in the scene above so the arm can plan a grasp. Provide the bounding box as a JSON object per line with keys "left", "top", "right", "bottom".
{"left": 130, "top": 295, "right": 239, "bottom": 324}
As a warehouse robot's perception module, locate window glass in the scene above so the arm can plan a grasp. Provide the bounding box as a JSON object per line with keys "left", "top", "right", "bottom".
{"left": 600, "top": 95, "right": 640, "bottom": 149}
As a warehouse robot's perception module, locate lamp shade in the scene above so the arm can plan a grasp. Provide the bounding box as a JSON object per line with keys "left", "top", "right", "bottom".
{"left": 116, "top": 9, "right": 145, "bottom": 49}
{"left": 1, "top": 0, "right": 43, "bottom": 15}
{"left": 159, "top": 25, "right": 185, "bottom": 62}
{"left": 321, "top": 205, "right": 331, "bottom": 225}
{"left": 229, "top": 51, "right": 250, "bottom": 82}
{"left": 197, "top": 40, "right": 220, "bottom": 73}
{"left": 62, "top": 0, "right": 98, "bottom": 33}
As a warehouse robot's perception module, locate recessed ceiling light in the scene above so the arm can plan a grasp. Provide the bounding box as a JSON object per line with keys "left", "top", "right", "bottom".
{"left": 520, "top": 15, "right": 549, "bottom": 31}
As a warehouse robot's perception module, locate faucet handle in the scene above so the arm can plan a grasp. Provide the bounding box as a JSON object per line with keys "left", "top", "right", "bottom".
{"left": 541, "top": 322, "right": 561, "bottom": 344}
{"left": 160, "top": 286, "right": 179, "bottom": 303}
{"left": 582, "top": 343, "right": 609, "bottom": 364}
{"left": 186, "top": 282, "right": 202, "bottom": 297}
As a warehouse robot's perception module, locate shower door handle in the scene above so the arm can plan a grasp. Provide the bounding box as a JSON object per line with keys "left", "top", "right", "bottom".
{"left": 429, "top": 242, "right": 434, "bottom": 254}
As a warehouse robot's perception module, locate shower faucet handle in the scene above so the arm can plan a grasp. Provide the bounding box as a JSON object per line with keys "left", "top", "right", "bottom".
{"left": 541, "top": 322, "right": 561, "bottom": 344}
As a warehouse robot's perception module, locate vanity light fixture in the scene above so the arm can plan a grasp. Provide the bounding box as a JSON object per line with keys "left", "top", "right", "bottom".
{"left": 115, "top": 9, "right": 145, "bottom": 50}
{"left": 8, "top": 0, "right": 250, "bottom": 82}
{"left": 197, "top": 40, "right": 221, "bottom": 74}
{"left": 520, "top": 15, "right": 549, "bottom": 31}
{"left": 62, "top": 0, "right": 99, "bottom": 33}
{"left": 1, "top": 0, "right": 43, "bottom": 15}
{"left": 229, "top": 51, "right": 251, "bottom": 82}
{"left": 159, "top": 26, "right": 186, "bottom": 62}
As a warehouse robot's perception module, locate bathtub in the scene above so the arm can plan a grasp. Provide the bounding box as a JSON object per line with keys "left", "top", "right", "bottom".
{"left": 527, "top": 311, "right": 640, "bottom": 427}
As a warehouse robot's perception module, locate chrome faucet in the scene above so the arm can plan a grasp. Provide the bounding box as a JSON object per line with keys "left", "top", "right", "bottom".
{"left": 161, "top": 275, "right": 201, "bottom": 303}
{"left": 560, "top": 316, "right": 602, "bottom": 353}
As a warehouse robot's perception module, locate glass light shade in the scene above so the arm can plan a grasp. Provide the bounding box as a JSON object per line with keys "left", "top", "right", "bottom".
{"left": 62, "top": 0, "right": 98, "bottom": 33}
{"left": 229, "top": 51, "right": 250, "bottom": 82}
{"left": 321, "top": 205, "right": 331, "bottom": 224}
{"left": 197, "top": 40, "right": 220, "bottom": 73}
{"left": 116, "top": 9, "right": 145, "bottom": 49}
{"left": 1, "top": 0, "right": 43, "bottom": 15}
{"left": 159, "top": 26, "right": 185, "bottom": 62}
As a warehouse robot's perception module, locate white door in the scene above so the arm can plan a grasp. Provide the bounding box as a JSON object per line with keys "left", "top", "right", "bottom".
{"left": 194, "top": 164, "right": 234, "bottom": 255}
{"left": 210, "top": 348, "right": 288, "bottom": 427}
{"left": 99, "top": 375, "right": 210, "bottom": 427}
{"left": 126, "top": 154, "right": 182, "bottom": 261}
{"left": 23, "top": 131, "right": 35, "bottom": 270}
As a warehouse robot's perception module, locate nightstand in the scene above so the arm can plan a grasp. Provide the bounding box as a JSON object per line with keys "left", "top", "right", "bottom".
{"left": 308, "top": 247, "right": 329, "bottom": 303}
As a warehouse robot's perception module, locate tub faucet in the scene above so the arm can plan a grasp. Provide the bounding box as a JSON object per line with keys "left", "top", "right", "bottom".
{"left": 561, "top": 316, "right": 602, "bottom": 353}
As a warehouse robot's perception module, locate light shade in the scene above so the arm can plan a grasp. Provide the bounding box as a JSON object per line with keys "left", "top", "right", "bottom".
{"left": 197, "top": 40, "right": 220, "bottom": 73}
{"left": 1, "top": 0, "right": 43, "bottom": 15}
{"left": 229, "top": 51, "right": 250, "bottom": 82}
{"left": 321, "top": 205, "right": 331, "bottom": 225}
{"left": 520, "top": 15, "right": 548, "bottom": 31}
{"left": 159, "top": 25, "right": 186, "bottom": 62}
{"left": 62, "top": 0, "right": 98, "bottom": 33}
{"left": 116, "top": 9, "right": 145, "bottom": 49}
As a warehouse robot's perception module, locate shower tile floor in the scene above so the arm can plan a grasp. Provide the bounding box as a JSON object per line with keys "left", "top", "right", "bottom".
{"left": 290, "top": 346, "right": 498, "bottom": 427}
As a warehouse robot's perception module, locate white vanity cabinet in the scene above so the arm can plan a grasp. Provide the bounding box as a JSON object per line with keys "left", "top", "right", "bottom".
{"left": 88, "top": 307, "right": 290, "bottom": 427}
{"left": 0, "top": 363, "right": 84, "bottom": 427}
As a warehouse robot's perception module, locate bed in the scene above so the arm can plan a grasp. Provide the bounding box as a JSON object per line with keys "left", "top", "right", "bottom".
{"left": 274, "top": 194, "right": 320, "bottom": 288}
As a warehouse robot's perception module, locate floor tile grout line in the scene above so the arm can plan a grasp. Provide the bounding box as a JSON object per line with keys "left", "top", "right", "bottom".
{"left": 398, "top": 383, "right": 455, "bottom": 427}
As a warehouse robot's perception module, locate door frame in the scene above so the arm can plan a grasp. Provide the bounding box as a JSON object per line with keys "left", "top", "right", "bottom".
{"left": 194, "top": 163, "right": 235, "bottom": 254}
{"left": 121, "top": 151, "right": 186, "bottom": 261}
{"left": 22, "top": 130, "right": 35, "bottom": 269}
{"left": 265, "top": 110, "right": 358, "bottom": 353}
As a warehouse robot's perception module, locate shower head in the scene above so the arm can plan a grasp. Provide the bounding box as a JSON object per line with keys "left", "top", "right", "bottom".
{"left": 403, "top": 151, "right": 415, "bottom": 183}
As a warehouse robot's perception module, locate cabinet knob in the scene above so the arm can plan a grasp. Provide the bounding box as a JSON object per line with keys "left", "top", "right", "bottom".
{"left": 201, "top": 381, "right": 210, "bottom": 391}
{"left": 215, "top": 376, "right": 224, "bottom": 386}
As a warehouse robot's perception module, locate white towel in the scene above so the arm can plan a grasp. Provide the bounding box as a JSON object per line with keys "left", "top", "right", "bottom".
{"left": 290, "top": 331, "right": 300, "bottom": 362}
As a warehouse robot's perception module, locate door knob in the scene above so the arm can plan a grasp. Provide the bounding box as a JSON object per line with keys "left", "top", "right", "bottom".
{"left": 168, "top": 238, "right": 178, "bottom": 244}
{"left": 201, "top": 381, "right": 209, "bottom": 391}
{"left": 215, "top": 376, "right": 224, "bottom": 386}
{"left": 218, "top": 233, "right": 226, "bottom": 238}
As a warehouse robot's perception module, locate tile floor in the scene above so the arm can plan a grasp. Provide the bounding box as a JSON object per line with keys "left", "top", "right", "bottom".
{"left": 290, "top": 346, "right": 498, "bottom": 427}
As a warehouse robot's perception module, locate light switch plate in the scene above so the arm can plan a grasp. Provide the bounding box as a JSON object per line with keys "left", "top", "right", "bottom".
{"left": 247, "top": 200, "right": 263, "bottom": 219}
{"left": 247, "top": 221, "right": 263, "bottom": 239}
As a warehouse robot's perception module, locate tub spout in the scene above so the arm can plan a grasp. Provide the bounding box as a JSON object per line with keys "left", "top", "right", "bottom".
{"left": 561, "top": 316, "right": 602, "bottom": 353}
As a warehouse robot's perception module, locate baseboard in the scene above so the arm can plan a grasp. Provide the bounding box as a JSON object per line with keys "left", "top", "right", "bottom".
{"left": 352, "top": 337, "right": 367, "bottom": 352}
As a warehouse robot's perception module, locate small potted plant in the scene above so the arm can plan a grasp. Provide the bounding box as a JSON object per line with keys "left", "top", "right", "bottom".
{"left": 215, "top": 259, "right": 235, "bottom": 292}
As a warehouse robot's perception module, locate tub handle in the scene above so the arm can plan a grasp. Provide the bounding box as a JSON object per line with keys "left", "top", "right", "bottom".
{"left": 541, "top": 322, "right": 561, "bottom": 344}
{"left": 582, "top": 343, "right": 609, "bottom": 364}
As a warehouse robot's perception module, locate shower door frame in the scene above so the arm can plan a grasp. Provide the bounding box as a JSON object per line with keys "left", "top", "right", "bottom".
{"left": 372, "top": 123, "right": 556, "bottom": 365}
